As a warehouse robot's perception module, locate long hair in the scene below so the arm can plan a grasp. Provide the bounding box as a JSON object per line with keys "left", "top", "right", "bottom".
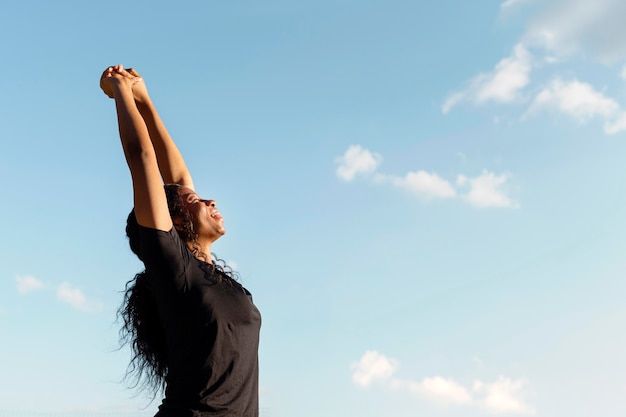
{"left": 118, "top": 184, "right": 238, "bottom": 396}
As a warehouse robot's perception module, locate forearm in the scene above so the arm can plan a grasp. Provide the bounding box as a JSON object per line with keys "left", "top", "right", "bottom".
{"left": 115, "top": 89, "right": 171, "bottom": 229}
{"left": 136, "top": 97, "right": 194, "bottom": 189}
{"left": 116, "top": 91, "right": 154, "bottom": 162}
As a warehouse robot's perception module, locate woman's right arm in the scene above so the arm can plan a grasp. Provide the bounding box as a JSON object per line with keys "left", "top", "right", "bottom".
{"left": 102, "top": 65, "right": 173, "bottom": 231}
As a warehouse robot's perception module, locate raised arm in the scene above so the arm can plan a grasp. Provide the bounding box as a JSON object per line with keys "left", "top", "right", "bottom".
{"left": 127, "top": 68, "right": 195, "bottom": 190}
{"left": 101, "top": 65, "right": 172, "bottom": 231}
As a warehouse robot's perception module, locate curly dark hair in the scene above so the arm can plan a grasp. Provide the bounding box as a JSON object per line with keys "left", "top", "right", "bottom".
{"left": 118, "top": 184, "right": 238, "bottom": 396}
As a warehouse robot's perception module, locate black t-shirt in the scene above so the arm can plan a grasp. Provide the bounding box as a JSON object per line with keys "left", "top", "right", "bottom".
{"left": 138, "top": 225, "right": 261, "bottom": 417}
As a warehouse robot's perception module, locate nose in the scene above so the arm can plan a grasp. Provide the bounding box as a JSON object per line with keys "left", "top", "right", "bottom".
{"left": 205, "top": 200, "right": 216, "bottom": 208}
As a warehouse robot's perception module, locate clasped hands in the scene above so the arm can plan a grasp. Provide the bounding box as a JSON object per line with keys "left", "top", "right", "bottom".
{"left": 100, "top": 64, "right": 147, "bottom": 101}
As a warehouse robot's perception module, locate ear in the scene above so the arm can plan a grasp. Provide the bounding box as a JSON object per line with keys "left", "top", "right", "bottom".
{"left": 172, "top": 216, "right": 184, "bottom": 232}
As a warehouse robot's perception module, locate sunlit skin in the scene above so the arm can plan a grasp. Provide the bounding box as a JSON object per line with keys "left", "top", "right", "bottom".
{"left": 102, "top": 64, "right": 262, "bottom": 415}
{"left": 100, "top": 65, "right": 223, "bottom": 262}
{"left": 175, "top": 186, "right": 226, "bottom": 257}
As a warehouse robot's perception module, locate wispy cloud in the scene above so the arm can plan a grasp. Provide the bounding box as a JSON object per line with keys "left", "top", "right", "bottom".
{"left": 16, "top": 275, "right": 45, "bottom": 294}
{"left": 56, "top": 282, "right": 103, "bottom": 313}
{"left": 443, "top": 44, "right": 532, "bottom": 114}
{"left": 475, "top": 44, "right": 533, "bottom": 104}
{"left": 335, "top": 145, "right": 382, "bottom": 181}
{"left": 605, "top": 111, "right": 626, "bottom": 135}
{"left": 445, "top": 1, "right": 626, "bottom": 135}
{"left": 524, "top": 0, "right": 626, "bottom": 62}
{"left": 377, "top": 171, "right": 457, "bottom": 200}
{"left": 620, "top": 65, "right": 626, "bottom": 81}
{"left": 352, "top": 351, "right": 534, "bottom": 414}
{"left": 457, "top": 171, "right": 519, "bottom": 209}
{"left": 525, "top": 79, "right": 619, "bottom": 122}
{"left": 336, "top": 146, "right": 518, "bottom": 208}
{"left": 15, "top": 276, "right": 104, "bottom": 314}
{"left": 523, "top": 78, "right": 626, "bottom": 134}
{"left": 392, "top": 376, "right": 472, "bottom": 405}
{"left": 500, "top": 0, "right": 532, "bottom": 11}
{"left": 350, "top": 350, "right": 398, "bottom": 387}
{"left": 475, "top": 377, "right": 535, "bottom": 414}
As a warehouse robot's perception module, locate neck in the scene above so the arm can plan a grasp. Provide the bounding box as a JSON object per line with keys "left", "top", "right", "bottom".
{"left": 186, "top": 239, "right": 212, "bottom": 263}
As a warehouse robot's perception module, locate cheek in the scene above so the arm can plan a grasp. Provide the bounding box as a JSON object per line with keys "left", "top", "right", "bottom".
{"left": 189, "top": 210, "right": 202, "bottom": 225}
{"left": 186, "top": 204, "right": 202, "bottom": 218}
{"left": 190, "top": 207, "right": 208, "bottom": 226}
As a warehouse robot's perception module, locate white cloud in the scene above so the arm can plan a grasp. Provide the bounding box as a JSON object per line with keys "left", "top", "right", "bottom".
{"left": 443, "top": 44, "right": 532, "bottom": 113}
{"left": 351, "top": 350, "right": 398, "bottom": 387}
{"left": 56, "top": 282, "right": 103, "bottom": 313}
{"left": 442, "top": 92, "right": 465, "bottom": 115}
{"left": 457, "top": 171, "right": 519, "bottom": 209}
{"left": 421, "top": 377, "right": 473, "bottom": 404}
{"left": 445, "top": 1, "right": 626, "bottom": 135}
{"left": 477, "top": 44, "right": 533, "bottom": 103}
{"left": 383, "top": 171, "right": 456, "bottom": 199}
{"left": 525, "top": 0, "right": 626, "bottom": 62}
{"left": 337, "top": 146, "right": 517, "bottom": 208}
{"left": 526, "top": 79, "right": 619, "bottom": 122}
{"left": 475, "top": 377, "right": 535, "bottom": 414}
{"left": 16, "top": 275, "right": 45, "bottom": 294}
{"left": 335, "top": 145, "right": 382, "bottom": 181}
{"left": 353, "top": 352, "right": 534, "bottom": 413}
{"left": 396, "top": 376, "right": 472, "bottom": 405}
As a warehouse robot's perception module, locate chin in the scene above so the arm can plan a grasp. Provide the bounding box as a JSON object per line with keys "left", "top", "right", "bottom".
{"left": 212, "top": 229, "right": 226, "bottom": 241}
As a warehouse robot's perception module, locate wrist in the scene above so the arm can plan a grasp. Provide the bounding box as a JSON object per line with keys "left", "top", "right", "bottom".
{"left": 135, "top": 96, "right": 155, "bottom": 113}
{"left": 112, "top": 83, "right": 135, "bottom": 101}
{"left": 135, "top": 93, "right": 152, "bottom": 106}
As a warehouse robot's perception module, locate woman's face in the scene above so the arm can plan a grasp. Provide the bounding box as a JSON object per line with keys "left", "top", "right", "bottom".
{"left": 177, "top": 186, "right": 226, "bottom": 241}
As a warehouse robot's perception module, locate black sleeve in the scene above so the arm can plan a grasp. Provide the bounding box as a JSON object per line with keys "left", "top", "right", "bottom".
{"left": 137, "top": 225, "right": 192, "bottom": 291}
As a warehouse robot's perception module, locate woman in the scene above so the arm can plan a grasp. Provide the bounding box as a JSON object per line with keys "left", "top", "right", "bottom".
{"left": 101, "top": 65, "right": 261, "bottom": 417}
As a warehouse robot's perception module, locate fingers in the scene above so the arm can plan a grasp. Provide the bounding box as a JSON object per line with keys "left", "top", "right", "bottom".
{"left": 100, "top": 66, "right": 114, "bottom": 80}
{"left": 112, "top": 64, "right": 129, "bottom": 77}
{"left": 127, "top": 68, "right": 143, "bottom": 82}
{"left": 99, "top": 64, "right": 143, "bottom": 100}
{"left": 99, "top": 67, "right": 116, "bottom": 98}
{"left": 112, "top": 65, "right": 143, "bottom": 83}
{"left": 101, "top": 65, "right": 125, "bottom": 81}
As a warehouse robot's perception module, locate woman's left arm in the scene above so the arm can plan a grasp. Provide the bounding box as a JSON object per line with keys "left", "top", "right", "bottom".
{"left": 129, "top": 68, "right": 195, "bottom": 190}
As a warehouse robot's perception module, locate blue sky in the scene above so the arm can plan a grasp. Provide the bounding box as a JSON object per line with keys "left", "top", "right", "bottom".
{"left": 1, "top": 0, "right": 626, "bottom": 416}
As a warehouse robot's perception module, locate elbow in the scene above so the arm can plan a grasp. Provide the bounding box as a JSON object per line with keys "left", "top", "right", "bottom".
{"left": 124, "top": 142, "right": 157, "bottom": 166}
